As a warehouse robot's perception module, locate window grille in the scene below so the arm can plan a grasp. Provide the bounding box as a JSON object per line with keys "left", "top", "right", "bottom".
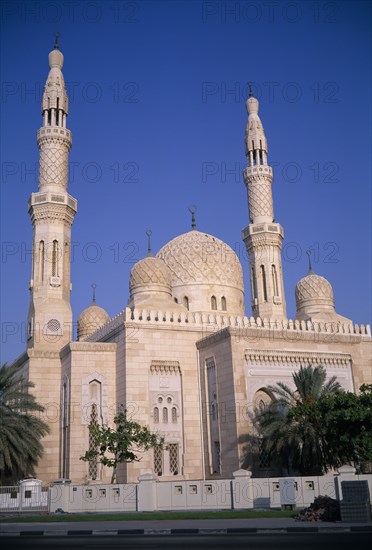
{"left": 153, "top": 407, "right": 159, "bottom": 423}
{"left": 259, "top": 438, "right": 271, "bottom": 469}
{"left": 154, "top": 447, "right": 163, "bottom": 475}
{"left": 169, "top": 444, "right": 179, "bottom": 475}
{"left": 171, "top": 406, "right": 177, "bottom": 423}
{"left": 163, "top": 407, "right": 168, "bottom": 423}
{"left": 88, "top": 404, "right": 99, "bottom": 480}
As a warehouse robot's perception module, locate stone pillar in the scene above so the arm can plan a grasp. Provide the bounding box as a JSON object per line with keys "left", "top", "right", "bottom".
{"left": 232, "top": 469, "right": 253, "bottom": 509}
{"left": 137, "top": 473, "right": 158, "bottom": 512}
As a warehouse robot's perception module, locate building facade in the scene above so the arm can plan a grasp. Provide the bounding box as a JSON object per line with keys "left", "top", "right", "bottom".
{"left": 12, "top": 44, "right": 371, "bottom": 484}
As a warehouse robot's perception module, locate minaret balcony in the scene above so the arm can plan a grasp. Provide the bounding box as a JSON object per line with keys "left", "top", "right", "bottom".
{"left": 243, "top": 165, "right": 272, "bottom": 179}
{"left": 242, "top": 222, "right": 284, "bottom": 240}
{"left": 37, "top": 127, "right": 72, "bottom": 149}
{"left": 38, "top": 127, "right": 72, "bottom": 139}
{"left": 28, "top": 191, "right": 77, "bottom": 212}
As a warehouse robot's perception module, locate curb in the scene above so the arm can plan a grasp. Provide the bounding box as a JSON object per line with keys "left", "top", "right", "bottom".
{"left": 1, "top": 525, "right": 372, "bottom": 536}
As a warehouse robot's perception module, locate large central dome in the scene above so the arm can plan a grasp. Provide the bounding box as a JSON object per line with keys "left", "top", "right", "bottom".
{"left": 157, "top": 230, "right": 245, "bottom": 315}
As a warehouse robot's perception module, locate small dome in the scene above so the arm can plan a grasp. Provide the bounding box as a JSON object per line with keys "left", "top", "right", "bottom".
{"left": 129, "top": 255, "right": 172, "bottom": 296}
{"left": 77, "top": 303, "right": 110, "bottom": 340}
{"left": 295, "top": 271, "right": 334, "bottom": 316}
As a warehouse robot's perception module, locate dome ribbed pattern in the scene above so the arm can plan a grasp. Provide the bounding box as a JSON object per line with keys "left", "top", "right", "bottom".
{"left": 77, "top": 303, "right": 110, "bottom": 340}
{"left": 156, "top": 231, "right": 243, "bottom": 290}
{"left": 295, "top": 272, "right": 334, "bottom": 312}
{"left": 129, "top": 256, "right": 172, "bottom": 294}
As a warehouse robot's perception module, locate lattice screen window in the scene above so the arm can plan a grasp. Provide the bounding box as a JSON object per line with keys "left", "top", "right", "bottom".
{"left": 169, "top": 443, "right": 179, "bottom": 475}
{"left": 171, "top": 407, "right": 177, "bottom": 423}
{"left": 154, "top": 447, "right": 163, "bottom": 476}
{"left": 258, "top": 438, "right": 270, "bottom": 469}
{"left": 88, "top": 404, "right": 99, "bottom": 480}
{"left": 162, "top": 407, "right": 168, "bottom": 423}
{"left": 153, "top": 406, "right": 159, "bottom": 423}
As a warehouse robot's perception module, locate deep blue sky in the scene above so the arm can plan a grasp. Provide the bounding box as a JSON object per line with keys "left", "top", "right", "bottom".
{"left": 1, "top": 0, "right": 371, "bottom": 364}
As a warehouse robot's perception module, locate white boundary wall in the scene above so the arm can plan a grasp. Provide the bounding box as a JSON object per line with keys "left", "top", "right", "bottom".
{"left": 46, "top": 468, "right": 372, "bottom": 514}
{"left": 49, "top": 483, "right": 137, "bottom": 513}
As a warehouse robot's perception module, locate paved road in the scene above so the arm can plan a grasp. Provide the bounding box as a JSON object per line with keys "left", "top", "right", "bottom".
{"left": 1, "top": 532, "right": 371, "bottom": 550}
{"left": 2, "top": 517, "right": 371, "bottom": 532}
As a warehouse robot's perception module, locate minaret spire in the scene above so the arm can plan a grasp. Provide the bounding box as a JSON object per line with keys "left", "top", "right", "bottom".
{"left": 27, "top": 42, "right": 77, "bottom": 350}
{"left": 242, "top": 92, "right": 287, "bottom": 320}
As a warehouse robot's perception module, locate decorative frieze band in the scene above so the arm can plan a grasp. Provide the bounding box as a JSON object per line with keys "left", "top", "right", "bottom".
{"left": 245, "top": 349, "right": 352, "bottom": 368}
{"left": 150, "top": 360, "right": 181, "bottom": 375}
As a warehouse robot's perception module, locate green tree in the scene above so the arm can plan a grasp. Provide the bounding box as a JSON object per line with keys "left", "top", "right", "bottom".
{"left": 0, "top": 364, "right": 50, "bottom": 483}
{"left": 80, "top": 409, "right": 164, "bottom": 483}
{"left": 255, "top": 365, "right": 342, "bottom": 475}
{"left": 305, "top": 384, "right": 372, "bottom": 469}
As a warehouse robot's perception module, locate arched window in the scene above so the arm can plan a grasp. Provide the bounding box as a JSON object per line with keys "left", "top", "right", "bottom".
{"left": 211, "top": 295, "right": 217, "bottom": 310}
{"left": 154, "top": 407, "right": 159, "bottom": 423}
{"left": 39, "top": 241, "right": 45, "bottom": 282}
{"left": 250, "top": 267, "right": 257, "bottom": 300}
{"left": 162, "top": 407, "right": 168, "bottom": 424}
{"left": 272, "top": 264, "right": 279, "bottom": 296}
{"left": 260, "top": 265, "right": 267, "bottom": 302}
{"left": 171, "top": 407, "right": 177, "bottom": 423}
{"left": 89, "top": 380, "right": 99, "bottom": 401}
{"left": 221, "top": 296, "right": 227, "bottom": 311}
{"left": 174, "top": 297, "right": 178, "bottom": 303}
{"left": 183, "top": 296, "right": 189, "bottom": 310}
{"left": 52, "top": 240, "right": 59, "bottom": 277}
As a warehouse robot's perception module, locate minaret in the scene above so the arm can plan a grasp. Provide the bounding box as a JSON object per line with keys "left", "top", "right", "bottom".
{"left": 242, "top": 88, "right": 286, "bottom": 320}
{"left": 27, "top": 38, "right": 77, "bottom": 350}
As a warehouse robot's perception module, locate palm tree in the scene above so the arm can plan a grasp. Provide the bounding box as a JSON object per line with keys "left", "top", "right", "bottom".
{"left": 0, "top": 364, "right": 49, "bottom": 483}
{"left": 255, "top": 365, "right": 342, "bottom": 475}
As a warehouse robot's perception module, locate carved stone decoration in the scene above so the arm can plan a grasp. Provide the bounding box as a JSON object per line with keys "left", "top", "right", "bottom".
{"left": 39, "top": 144, "right": 70, "bottom": 188}
{"left": 244, "top": 348, "right": 352, "bottom": 368}
{"left": 150, "top": 360, "right": 181, "bottom": 375}
{"left": 247, "top": 183, "right": 274, "bottom": 221}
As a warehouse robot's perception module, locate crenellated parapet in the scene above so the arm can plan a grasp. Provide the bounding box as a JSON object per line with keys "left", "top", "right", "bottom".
{"left": 85, "top": 305, "right": 371, "bottom": 344}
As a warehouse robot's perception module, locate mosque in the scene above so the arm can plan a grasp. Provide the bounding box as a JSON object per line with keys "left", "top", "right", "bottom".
{"left": 12, "top": 42, "right": 371, "bottom": 484}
